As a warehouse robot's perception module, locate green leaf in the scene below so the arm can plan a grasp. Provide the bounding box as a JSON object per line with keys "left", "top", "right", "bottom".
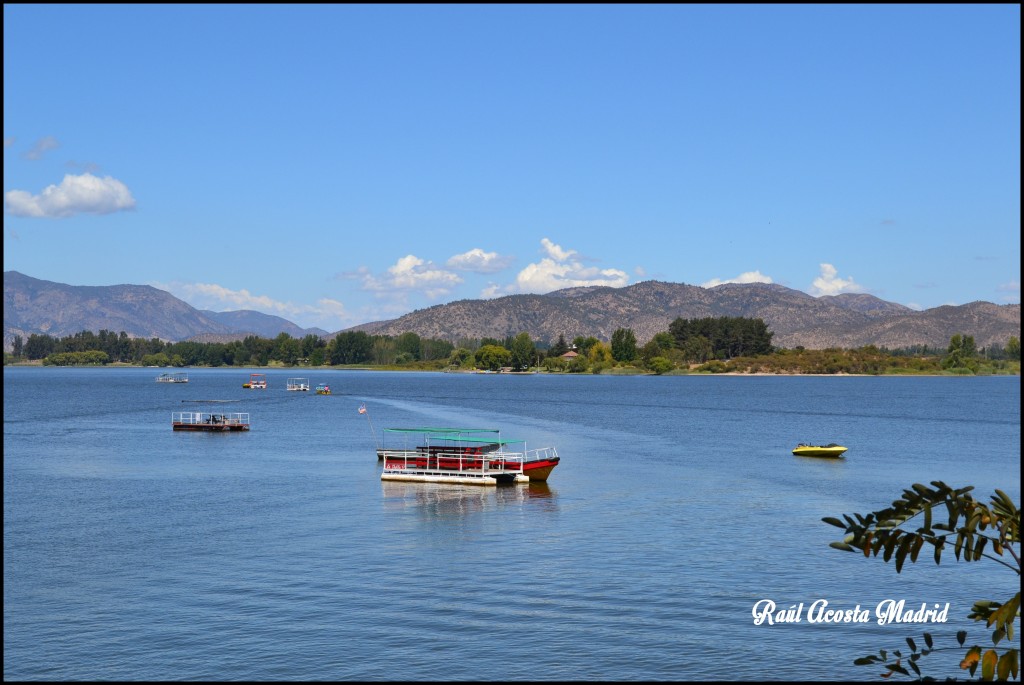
{"left": 972, "top": 535, "right": 987, "bottom": 561}
{"left": 885, "top": 663, "right": 909, "bottom": 676}
{"left": 906, "top": 637, "right": 917, "bottom": 652}
{"left": 957, "top": 630, "right": 967, "bottom": 647}
{"left": 822, "top": 516, "right": 846, "bottom": 528}
{"left": 910, "top": 534, "right": 924, "bottom": 563}
{"left": 895, "top": 535, "right": 913, "bottom": 573}
{"left": 997, "top": 652, "right": 1012, "bottom": 681}
{"left": 923, "top": 633, "right": 933, "bottom": 649}
{"left": 883, "top": 533, "right": 901, "bottom": 562}
{"left": 981, "top": 649, "right": 997, "bottom": 681}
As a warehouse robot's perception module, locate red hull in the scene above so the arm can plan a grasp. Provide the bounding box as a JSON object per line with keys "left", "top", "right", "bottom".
{"left": 381, "top": 455, "right": 558, "bottom": 481}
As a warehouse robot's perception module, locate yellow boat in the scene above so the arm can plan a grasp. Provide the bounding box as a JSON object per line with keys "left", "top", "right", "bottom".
{"left": 793, "top": 443, "right": 848, "bottom": 458}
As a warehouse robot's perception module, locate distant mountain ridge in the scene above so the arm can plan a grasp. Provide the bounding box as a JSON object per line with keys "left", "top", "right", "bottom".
{"left": 3, "top": 271, "right": 325, "bottom": 352}
{"left": 4, "top": 271, "right": 1020, "bottom": 353}
{"left": 341, "top": 280, "right": 1020, "bottom": 351}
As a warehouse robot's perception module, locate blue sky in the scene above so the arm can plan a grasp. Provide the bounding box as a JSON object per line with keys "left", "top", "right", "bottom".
{"left": 4, "top": 4, "right": 1020, "bottom": 333}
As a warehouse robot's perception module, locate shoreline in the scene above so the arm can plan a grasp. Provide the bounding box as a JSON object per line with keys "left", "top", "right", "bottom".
{"left": 3, "top": 362, "right": 1016, "bottom": 377}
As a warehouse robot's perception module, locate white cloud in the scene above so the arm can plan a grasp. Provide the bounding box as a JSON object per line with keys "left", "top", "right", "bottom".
{"left": 4, "top": 172, "right": 136, "bottom": 218}
{"left": 479, "top": 283, "right": 504, "bottom": 299}
{"left": 540, "top": 237, "right": 575, "bottom": 261}
{"left": 23, "top": 136, "right": 59, "bottom": 160}
{"left": 702, "top": 270, "right": 774, "bottom": 288}
{"left": 996, "top": 280, "right": 1020, "bottom": 294}
{"left": 445, "top": 248, "right": 514, "bottom": 274}
{"left": 360, "top": 255, "right": 463, "bottom": 299}
{"left": 495, "top": 238, "right": 630, "bottom": 296}
{"left": 809, "top": 263, "right": 866, "bottom": 297}
{"left": 156, "top": 281, "right": 350, "bottom": 330}
{"left": 4, "top": 137, "right": 14, "bottom": 148}
{"left": 997, "top": 280, "right": 1020, "bottom": 304}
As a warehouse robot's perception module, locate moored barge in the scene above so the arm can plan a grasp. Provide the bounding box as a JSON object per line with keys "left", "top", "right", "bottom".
{"left": 172, "top": 411, "right": 250, "bottom": 432}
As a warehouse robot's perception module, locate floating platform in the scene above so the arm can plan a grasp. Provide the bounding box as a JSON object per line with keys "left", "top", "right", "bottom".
{"left": 156, "top": 372, "right": 189, "bottom": 383}
{"left": 172, "top": 411, "right": 250, "bottom": 431}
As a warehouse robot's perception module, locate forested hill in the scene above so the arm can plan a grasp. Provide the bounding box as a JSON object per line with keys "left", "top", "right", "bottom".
{"left": 342, "top": 280, "right": 1020, "bottom": 350}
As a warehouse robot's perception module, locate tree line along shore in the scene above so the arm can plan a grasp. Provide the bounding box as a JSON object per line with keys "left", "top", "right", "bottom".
{"left": 5, "top": 316, "right": 1020, "bottom": 376}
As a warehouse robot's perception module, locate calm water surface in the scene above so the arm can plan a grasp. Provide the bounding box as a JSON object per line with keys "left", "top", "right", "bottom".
{"left": 3, "top": 368, "right": 1020, "bottom": 681}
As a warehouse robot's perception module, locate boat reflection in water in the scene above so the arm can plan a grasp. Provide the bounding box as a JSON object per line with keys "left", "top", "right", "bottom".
{"left": 380, "top": 479, "right": 558, "bottom": 518}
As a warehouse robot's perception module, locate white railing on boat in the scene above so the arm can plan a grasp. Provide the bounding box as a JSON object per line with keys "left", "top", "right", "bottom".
{"left": 380, "top": 447, "right": 528, "bottom": 484}
{"left": 156, "top": 372, "right": 188, "bottom": 383}
{"left": 172, "top": 411, "right": 250, "bottom": 426}
{"left": 286, "top": 378, "right": 310, "bottom": 391}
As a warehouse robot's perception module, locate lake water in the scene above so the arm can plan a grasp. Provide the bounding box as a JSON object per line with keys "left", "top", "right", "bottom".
{"left": 3, "top": 367, "right": 1020, "bottom": 681}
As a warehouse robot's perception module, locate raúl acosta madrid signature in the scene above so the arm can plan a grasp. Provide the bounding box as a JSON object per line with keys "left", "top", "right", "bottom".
{"left": 752, "top": 599, "right": 950, "bottom": 625}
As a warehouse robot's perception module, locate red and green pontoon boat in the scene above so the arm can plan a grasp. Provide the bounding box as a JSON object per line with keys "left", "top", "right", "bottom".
{"left": 376, "top": 427, "right": 560, "bottom": 483}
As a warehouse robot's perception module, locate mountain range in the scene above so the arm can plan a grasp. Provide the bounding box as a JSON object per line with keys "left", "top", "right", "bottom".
{"left": 3, "top": 271, "right": 327, "bottom": 352}
{"left": 3, "top": 270, "right": 1020, "bottom": 354}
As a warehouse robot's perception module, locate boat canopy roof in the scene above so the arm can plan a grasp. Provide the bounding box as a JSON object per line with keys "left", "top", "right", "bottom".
{"left": 382, "top": 427, "right": 525, "bottom": 446}
{"left": 383, "top": 427, "right": 500, "bottom": 434}
{"left": 424, "top": 435, "right": 525, "bottom": 446}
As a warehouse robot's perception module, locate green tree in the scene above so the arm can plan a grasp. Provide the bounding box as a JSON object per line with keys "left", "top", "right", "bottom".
{"left": 668, "top": 316, "right": 773, "bottom": 359}
{"left": 308, "top": 347, "right": 326, "bottom": 366}
{"left": 141, "top": 352, "right": 171, "bottom": 367}
{"left": 371, "top": 336, "right": 396, "bottom": 365}
{"left": 12, "top": 335, "right": 24, "bottom": 358}
{"left": 1007, "top": 336, "right": 1020, "bottom": 362}
{"left": 588, "top": 341, "right": 613, "bottom": 365}
{"left": 331, "top": 331, "right": 374, "bottom": 364}
{"left": 824, "top": 482, "right": 1020, "bottom": 680}
{"left": 567, "top": 354, "right": 589, "bottom": 373}
{"left": 548, "top": 334, "right": 570, "bottom": 358}
{"left": 648, "top": 357, "right": 673, "bottom": 375}
{"left": 573, "top": 336, "right": 600, "bottom": 357}
{"left": 23, "top": 333, "right": 56, "bottom": 360}
{"left": 475, "top": 344, "right": 511, "bottom": 371}
{"left": 203, "top": 343, "right": 230, "bottom": 367}
{"left": 448, "top": 347, "right": 474, "bottom": 368}
{"left": 943, "top": 333, "right": 978, "bottom": 371}
{"left": 395, "top": 332, "right": 422, "bottom": 361}
{"left": 611, "top": 328, "right": 638, "bottom": 362}
{"left": 542, "top": 356, "right": 568, "bottom": 372}
{"left": 43, "top": 350, "right": 109, "bottom": 366}
{"left": 509, "top": 332, "right": 536, "bottom": 371}
{"left": 420, "top": 337, "right": 454, "bottom": 362}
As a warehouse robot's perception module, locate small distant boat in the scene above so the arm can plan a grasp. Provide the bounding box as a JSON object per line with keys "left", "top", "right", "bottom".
{"left": 172, "top": 411, "right": 250, "bottom": 432}
{"left": 156, "top": 372, "right": 189, "bottom": 383}
{"left": 243, "top": 373, "right": 267, "bottom": 389}
{"left": 376, "top": 427, "right": 560, "bottom": 484}
{"left": 793, "top": 443, "right": 848, "bottom": 458}
{"left": 315, "top": 383, "right": 331, "bottom": 395}
{"left": 287, "top": 378, "right": 310, "bottom": 392}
